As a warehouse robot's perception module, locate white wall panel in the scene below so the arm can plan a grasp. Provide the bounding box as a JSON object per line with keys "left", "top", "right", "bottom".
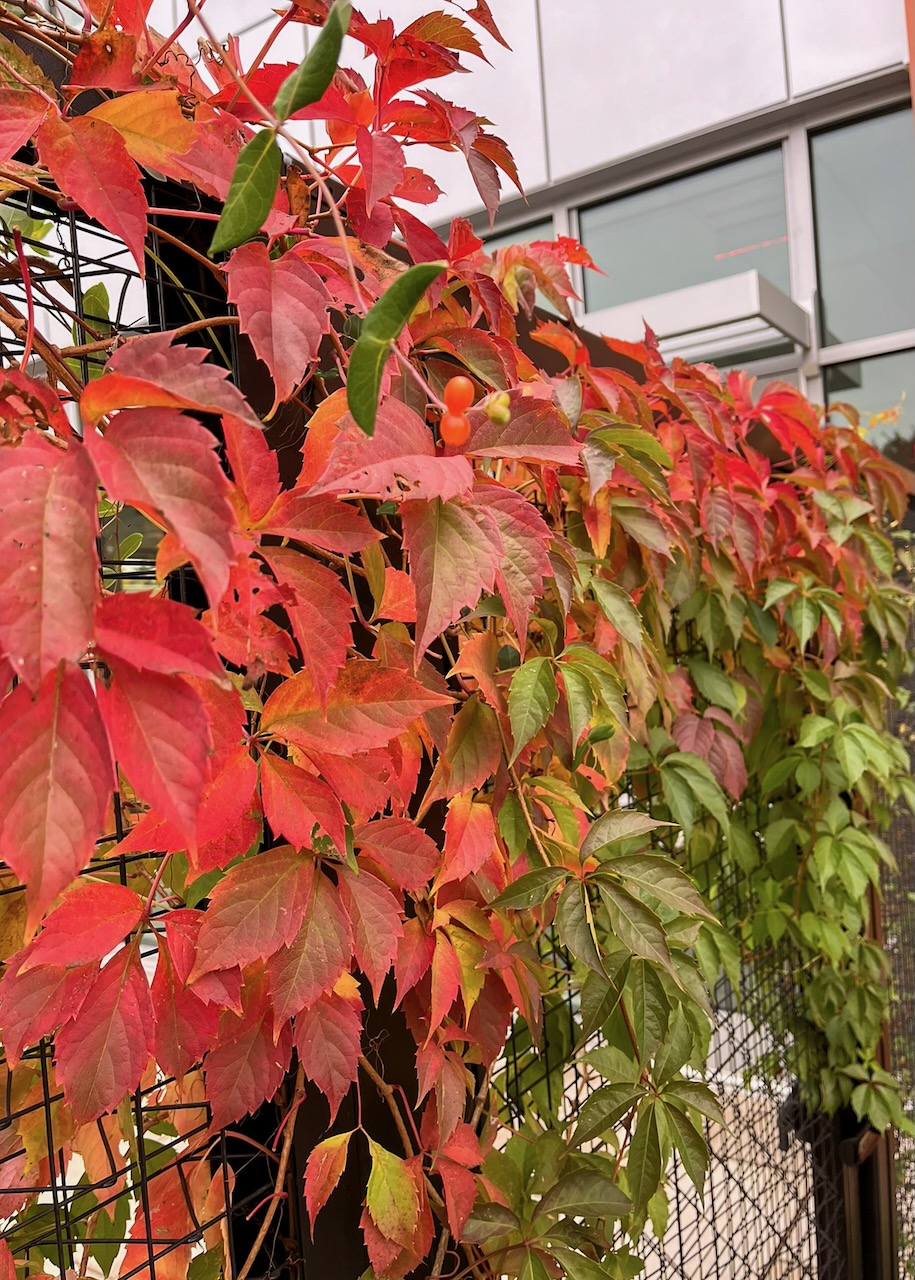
{"left": 782, "top": 0, "right": 907, "bottom": 97}
{"left": 540, "top": 0, "right": 788, "bottom": 182}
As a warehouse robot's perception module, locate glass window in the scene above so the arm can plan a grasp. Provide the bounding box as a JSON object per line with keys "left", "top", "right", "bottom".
{"left": 812, "top": 110, "right": 915, "bottom": 347}
{"left": 578, "top": 149, "right": 790, "bottom": 313}
{"left": 824, "top": 349, "right": 915, "bottom": 470}
{"left": 484, "top": 217, "right": 554, "bottom": 253}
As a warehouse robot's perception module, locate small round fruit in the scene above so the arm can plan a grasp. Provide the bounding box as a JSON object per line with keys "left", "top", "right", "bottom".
{"left": 443, "top": 375, "right": 475, "bottom": 413}
{"left": 485, "top": 390, "right": 511, "bottom": 426}
{"left": 439, "top": 411, "right": 470, "bottom": 446}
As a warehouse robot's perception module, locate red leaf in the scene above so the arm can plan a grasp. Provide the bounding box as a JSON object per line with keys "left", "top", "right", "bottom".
{"left": 476, "top": 482, "right": 551, "bottom": 641}
{"left": 99, "top": 661, "right": 212, "bottom": 842}
{"left": 81, "top": 331, "right": 262, "bottom": 431}
{"left": 37, "top": 113, "right": 148, "bottom": 274}
{"left": 69, "top": 29, "right": 139, "bottom": 90}
{"left": 261, "top": 659, "right": 451, "bottom": 755}
{"left": 84, "top": 408, "right": 237, "bottom": 604}
{"left": 701, "top": 489, "right": 736, "bottom": 551}
{"left": 465, "top": 391, "right": 582, "bottom": 466}
{"left": 672, "top": 713, "right": 715, "bottom": 758}
{"left": 151, "top": 934, "right": 219, "bottom": 1079}
{"left": 260, "top": 753, "right": 346, "bottom": 852}
{"left": 378, "top": 567, "right": 416, "bottom": 622}
{"left": 223, "top": 415, "right": 279, "bottom": 524}
{"left": 190, "top": 845, "right": 311, "bottom": 980}
{"left": 402, "top": 497, "right": 502, "bottom": 657}
{"left": 0, "top": 961, "right": 95, "bottom": 1066}
{"left": 429, "top": 931, "right": 461, "bottom": 1036}
{"left": 356, "top": 127, "right": 406, "bottom": 213}
{"left": 267, "top": 864, "right": 353, "bottom": 1021}
{"left": 338, "top": 867, "right": 403, "bottom": 1000}
{"left": 55, "top": 947, "right": 154, "bottom": 1122}
{"left": 225, "top": 243, "right": 330, "bottom": 408}
{"left": 295, "top": 989, "right": 362, "bottom": 1121}
{"left": 394, "top": 917, "right": 434, "bottom": 1006}
{"left": 304, "top": 1130, "right": 352, "bottom": 1229}
{"left": 310, "top": 399, "right": 473, "bottom": 504}
{"left": 439, "top": 1157, "right": 477, "bottom": 1237}
{"left": 355, "top": 816, "right": 439, "bottom": 891}
{"left": 0, "top": 438, "right": 98, "bottom": 690}
{"left": 0, "top": 89, "right": 48, "bottom": 162}
{"left": 95, "top": 592, "right": 225, "bottom": 681}
{"left": 437, "top": 795, "right": 496, "bottom": 888}
{"left": 21, "top": 882, "right": 144, "bottom": 971}
{"left": 256, "top": 490, "right": 380, "bottom": 553}
{"left": 203, "top": 555, "right": 295, "bottom": 676}
{"left": 261, "top": 546, "right": 353, "bottom": 702}
{"left": 0, "top": 665, "right": 113, "bottom": 925}
{"left": 708, "top": 728, "right": 748, "bottom": 800}
{"left": 205, "top": 970, "right": 293, "bottom": 1128}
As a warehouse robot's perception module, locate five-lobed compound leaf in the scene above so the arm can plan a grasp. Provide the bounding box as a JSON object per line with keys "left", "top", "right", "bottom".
{"left": 346, "top": 262, "right": 445, "bottom": 434}
{"left": 508, "top": 657, "right": 558, "bottom": 763}
{"left": 273, "top": 0, "right": 351, "bottom": 119}
{"left": 304, "top": 1130, "right": 353, "bottom": 1228}
{"left": 210, "top": 128, "right": 282, "bottom": 256}
{"left": 0, "top": 664, "right": 113, "bottom": 926}
{"left": 0, "top": 438, "right": 98, "bottom": 691}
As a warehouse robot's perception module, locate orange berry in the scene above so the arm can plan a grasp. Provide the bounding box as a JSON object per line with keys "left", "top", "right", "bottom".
{"left": 443, "top": 374, "right": 475, "bottom": 413}
{"left": 439, "top": 410, "right": 470, "bottom": 446}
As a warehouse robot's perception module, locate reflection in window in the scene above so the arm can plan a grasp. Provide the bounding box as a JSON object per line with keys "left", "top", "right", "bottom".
{"left": 578, "top": 149, "right": 790, "bottom": 313}
{"left": 825, "top": 349, "right": 915, "bottom": 471}
{"left": 812, "top": 110, "right": 915, "bottom": 347}
{"left": 484, "top": 217, "right": 554, "bottom": 254}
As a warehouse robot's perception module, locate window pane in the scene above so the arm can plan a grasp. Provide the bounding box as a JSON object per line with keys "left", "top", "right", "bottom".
{"left": 812, "top": 110, "right": 915, "bottom": 346}
{"left": 484, "top": 217, "right": 554, "bottom": 253}
{"left": 578, "top": 149, "right": 789, "bottom": 312}
{"left": 824, "top": 349, "right": 915, "bottom": 470}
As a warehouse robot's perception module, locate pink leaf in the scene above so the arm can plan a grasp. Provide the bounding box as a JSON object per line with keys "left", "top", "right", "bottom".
{"left": 95, "top": 592, "right": 225, "bottom": 681}
{"left": 261, "top": 546, "right": 353, "bottom": 702}
{"left": 0, "top": 89, "right": 48, "bottom": 162}
{"left": 260, "top": 753, "right": 346, "bottom": 853}
{"left": 225, "top": 242, "right": 330, "bottom": 408}
{"left": 0, "top": 438, "right": 98, "bottom": 690}
{"left": 355, "top": 816, "right": 439, "bottom": 891}
{"left": 437, "top": 795, "right": 496, "bottom": 888}
{"left": 356, "top": 127, "right": 406, "bottom": 213}
{"left": 267, "top": 865, "right": 353, "bottom": 1021}
{"left": 402, "top": 497, "right": 502, "bottom": 657}
{"left": 151, "top": 933, "right": 219, "bottom": 1079}
{"left": 223, "top": 415, "right": 280, "bottom": 523}
{"left": 256, "top": 490, "right": 380, "bottom": 553}
{"left": 55, "top": 947, "right": 154, "bottom": 1122}
{"left": 21, "top": 882, "right": 144, "bottom": 971}
{"left": 37, "top": 113, "right": 148, "bottom": 274}
{"left": 338, "top": 867, "right": 403, "bottom": 1000}
{"left": 465, "top": 391, "right": 582, "bottom": 466}
{"left": 672, "top": 713, "right": 715, "bottom": 758}
{"left": 205, "top": 970, "right": 293, "bottom": 1128}
{"left": 476, "top": 481, "right": 551, "bottom": 641}
{"left": 0, "top": 665, "right": 113, "bottom": 925}
{"left": 99, "top": 661, "right": 212, "bottom": 842}
{"left": 85, "top": 408, "right": 237, "bottom": 604}
{"left": 295, "top": 989, "right": 362, "bottom": 1121}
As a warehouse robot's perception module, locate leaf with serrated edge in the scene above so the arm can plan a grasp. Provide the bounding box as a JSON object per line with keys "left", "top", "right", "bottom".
{"left": 366, "top": 1139, "right": 419, "bottom": 1248}
{"left": 304, "top": 1131, "right": 352, "bottom": 1228}
{"left": 508, "top": 657, "right": 557, "bottom": 763}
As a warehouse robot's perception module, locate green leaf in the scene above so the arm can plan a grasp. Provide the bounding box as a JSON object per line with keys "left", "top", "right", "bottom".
{"left": 686, "top": 658, "right": 742, "bottom": 714}
{"left": 596, "top": 880, "right": 674, "bottom": 976}
{"left": 508, "top": 657, "right": 558, "bottom": 762}
{"left": 347, "top": 261, "right": 446, "bottom": 434}
{"left": 550, "top": 1247, "right": 618, "bottom": 1280}
{"left": 578, "top": 960, "right": 629, "bottom": 1041}
{"left": 490, "top": 866, "right": 568, "bottom": 910}
{"left": 663, "top": 754, "right": 730, "bottom": 830}
{"left": 663, "top": 1080, "right": 725, "bottom": 1128}
{"left": 662, "top": 1099, "right": 709, "bottom": 1194}
{"left": 560, "top": 663, "right": 593, "bottom": 751}
{"left": 273, "top": 0, "right": 351, "bottom": 119}
{"left": 788, "top": 596, "right": 820, "bottom": 649}
{"left": 605, "top": 854, "right": 713, "bottom": 920}
{"left": 581, "top": 810, "right": 674, "bottom": 859}
{"left": 652, "top": 1007, "right": 693, "bottom": 1084}
{"left": 591, "top": 578, "right": 644, "bottom": 648}
{"left": 628, "top": 959, "right": 669, "bottom": 1062}
{"left": 764, "top": 578, "right": 796, "bottom": 609}
{"left": 626, "top": 1099, "right": 662, "bottom": 1214}
{"left": 209, "top": 128, "right": 282, "bottom": 255}
{"left": 461, "top": 1202, "right": 520, "bottom": 1243}
{"left": 572, "top": 1084, "right": 646, "bottom": 1146}
{"left": 365, "top": 1139, "right": 418, "bottom": 1248}
{"left": 520, "top": 1250, "right": 551, "bottom": 1280}
{"left": 537, "top": 1169, "right": 633, "bottom": 1220}
{"left": 555, "top": 880, "right": 604, "bottom": 974}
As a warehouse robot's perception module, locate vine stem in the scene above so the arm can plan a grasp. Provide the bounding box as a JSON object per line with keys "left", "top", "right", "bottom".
{"left": 358, "top": 1054, "right": 416, "bottom": 1156}
{"left": 494, "top": 716, "right": 551, "bottom": 867}
{"left": 430, "top": 1227, "right": 451, "bottom": 1279}
{"left": 235, "top": 1064, "right": 305, "bottom": 1280}
{"left": 12, "top": 228, "right": 35, "bottom": 373}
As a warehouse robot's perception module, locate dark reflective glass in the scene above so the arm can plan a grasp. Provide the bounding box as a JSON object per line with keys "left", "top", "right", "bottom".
{"left": 812, "top": 110, "right": 915, "bottom": 346}
{"left": 825, "top": 348, "right": 915, "bottom": 470}
{"left": 578, "top": 149, "right": 790, "bottom": 312}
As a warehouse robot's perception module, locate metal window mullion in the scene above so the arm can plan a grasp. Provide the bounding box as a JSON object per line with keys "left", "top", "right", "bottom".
{"left": 783, "top": 122, "right": 820, "bottom": 400}
{"left": 816, "top": 328, "right": 915, "bottom": 366}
